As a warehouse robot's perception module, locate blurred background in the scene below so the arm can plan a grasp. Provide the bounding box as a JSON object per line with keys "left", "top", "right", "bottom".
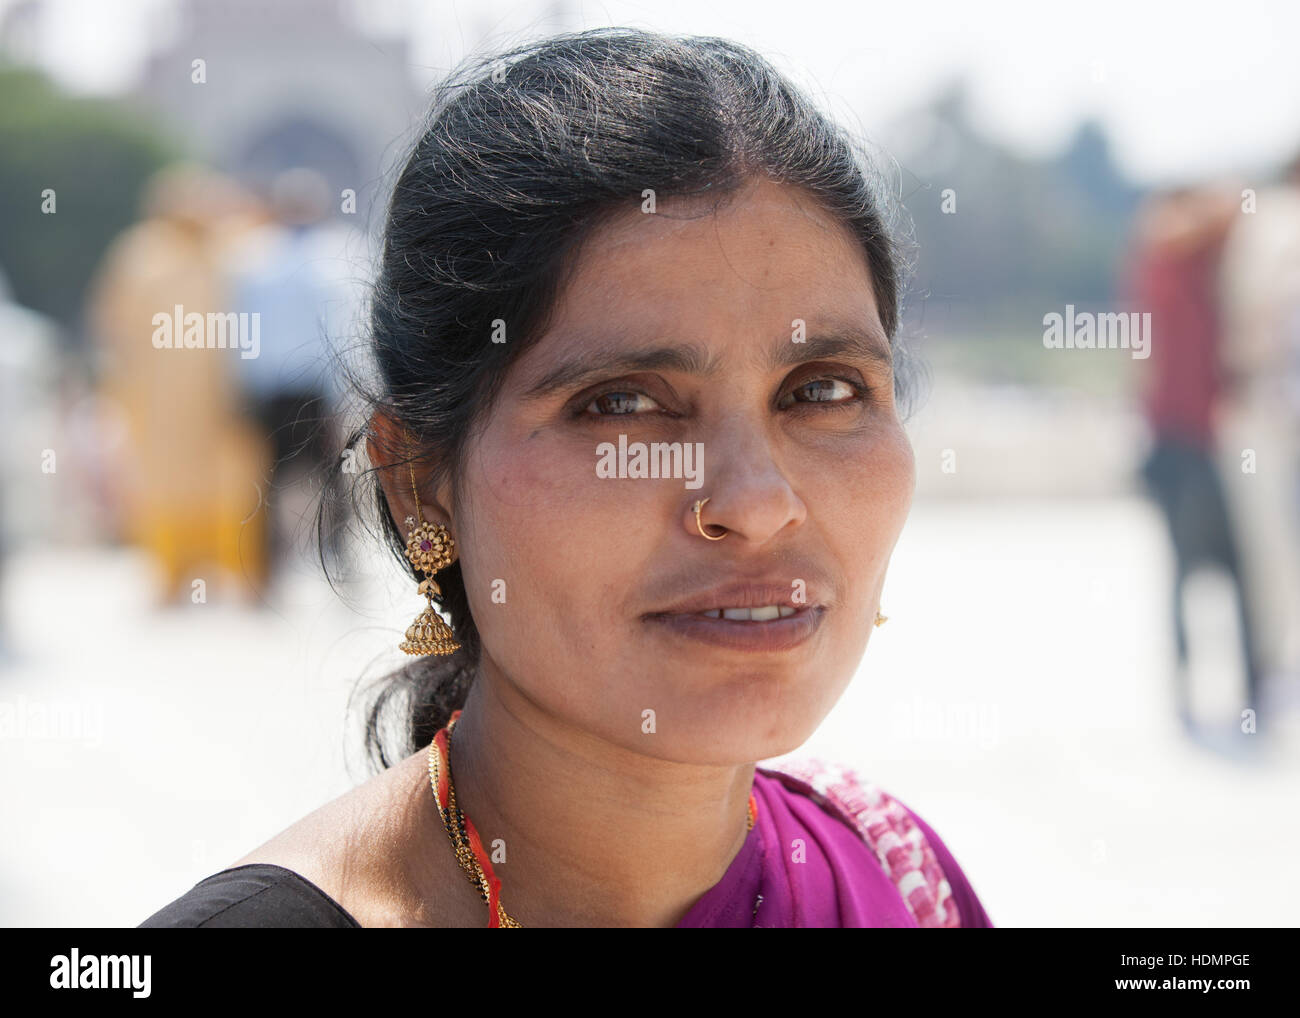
{"left": 1, "top": 0, "right": 1297, "bottom": 927}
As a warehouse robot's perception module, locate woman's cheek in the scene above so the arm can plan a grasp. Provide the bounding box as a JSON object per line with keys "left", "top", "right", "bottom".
{"left": 473, "top": 426, "right": 590, "bottom": 514}
{"left": 466, "top": 426, "right": 631, "bottom": 622}
{"left": 817, "top": 423, "right": 912, "bottom": 522}
{"left": 891, "top": 426, "right": 917, "bottom": 516}
{"left": 859, "top": 419, "right": 915, "bottom": 513}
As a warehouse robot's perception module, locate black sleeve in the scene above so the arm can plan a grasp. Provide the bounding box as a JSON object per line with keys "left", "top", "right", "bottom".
{"left": 138, "top": 864, "right": 361, "bottom": 928}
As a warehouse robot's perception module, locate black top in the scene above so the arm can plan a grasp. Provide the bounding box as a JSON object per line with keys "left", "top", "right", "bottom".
{"left": 138, "top": 864, "right": 362, "bottom": 928}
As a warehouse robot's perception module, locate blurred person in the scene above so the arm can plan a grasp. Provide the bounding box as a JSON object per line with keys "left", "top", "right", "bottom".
{"left": 1128, "top": 185, "right": 1264, "bottom": 730}
{"left": 1216, "top": 152, "right": 1300, "bottom": 706}
{"left": 139, "top": 28, "right": 992, "bottom": 928}
{"left": 86, "top": 163, "right": 271, "bottom": 606}
{"left": 227, "top": 167, "right": 355, "bottom": 583}
{"left": 0, "top": 265, "right": 63, "bottom": 657}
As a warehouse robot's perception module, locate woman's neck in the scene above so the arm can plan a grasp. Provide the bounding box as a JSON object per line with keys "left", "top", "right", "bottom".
{"left": 417, "top": 666, "right": 756, "bottom": 927}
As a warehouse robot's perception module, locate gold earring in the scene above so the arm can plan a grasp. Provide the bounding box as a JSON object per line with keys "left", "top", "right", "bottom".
{"left": 399, "top": 458, "right": 461, "bottom": 656}
{"left": 874, "top": 610, "right": 888, "bottom": 627}
{"left": 692, "top": 497, "right": 727, "bottom": 540}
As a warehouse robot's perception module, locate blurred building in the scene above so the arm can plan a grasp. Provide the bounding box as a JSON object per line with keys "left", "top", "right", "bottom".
{"left": 130, "top": 0, "right": 425, "bottom": 227}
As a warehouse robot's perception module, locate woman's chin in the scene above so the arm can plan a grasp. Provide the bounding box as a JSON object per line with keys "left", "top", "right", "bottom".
{"left": 615, "top": 706, "right": 826, "bottom": 766}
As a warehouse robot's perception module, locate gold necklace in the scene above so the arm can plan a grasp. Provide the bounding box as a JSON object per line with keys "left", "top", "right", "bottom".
{"left": 426, "top": 711, "right": 757, "bottom": 928}
{"left": 427, "top": 714, "right": 520, "bottom": 927}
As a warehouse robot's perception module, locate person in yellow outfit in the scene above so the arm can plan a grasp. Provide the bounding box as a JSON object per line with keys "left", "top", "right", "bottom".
{"left": 86, "top": 163, "right": 272, "bottom": 606}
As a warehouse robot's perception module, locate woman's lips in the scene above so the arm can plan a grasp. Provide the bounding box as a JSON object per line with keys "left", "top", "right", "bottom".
{"left": 643, "top": 604, "right": 825, "bottom": 652}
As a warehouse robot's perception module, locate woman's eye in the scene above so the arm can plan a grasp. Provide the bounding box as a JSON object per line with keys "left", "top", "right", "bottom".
{"left": 777, "top": 377, "right": 863, "bottom": 409}
{"left": 583, "top": 389, "right": 663, "bottom": 416}
{"left": 576, "top": 376, "right": 864, "bottom": 418}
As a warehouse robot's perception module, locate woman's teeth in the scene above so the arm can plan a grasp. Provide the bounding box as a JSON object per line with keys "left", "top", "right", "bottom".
{"left": 698, "top": 605, "right": 798, "bottom": 621}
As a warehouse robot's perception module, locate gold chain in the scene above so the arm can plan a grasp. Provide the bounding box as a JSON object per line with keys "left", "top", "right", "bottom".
{"left": 427, "top": 717, "right": 521, "bottom": 927}
{"left": 408, "top": 459, "right": 422, "bottom": 522}
{"left": 427, "top": 715, "right": 756, "bottom": 927}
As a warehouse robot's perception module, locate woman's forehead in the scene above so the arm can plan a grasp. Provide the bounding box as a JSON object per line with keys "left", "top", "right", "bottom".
{"left": 574, "top": 177, "right": 859, "bottom": 262}
{"left": 542, "top": 182, "right": 879, "bottom": 339}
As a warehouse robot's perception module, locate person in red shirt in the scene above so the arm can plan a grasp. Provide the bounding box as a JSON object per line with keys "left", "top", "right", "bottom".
{"left": 1127, "top": 186, "right": 1263, "bottom": 730}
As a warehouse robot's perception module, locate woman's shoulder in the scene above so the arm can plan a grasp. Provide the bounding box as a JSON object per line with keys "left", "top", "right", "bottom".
{"left": 140, "top": 749, "right": 437, "bottom": 928}
{"left": 137, "top": 863, "right": 360, "bottom": 928}
{"left": 756, "top": 757, "right": 994, "bottom": 928}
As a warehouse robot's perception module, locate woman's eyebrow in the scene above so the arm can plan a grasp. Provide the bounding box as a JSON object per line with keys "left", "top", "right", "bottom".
{"left": 519, "top": 323, "right": 892, "bottom": 402}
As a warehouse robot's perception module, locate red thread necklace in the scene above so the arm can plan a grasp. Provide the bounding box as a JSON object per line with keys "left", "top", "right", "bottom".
{"left": 426, "top": 709, "right": 758, "bottom": 927}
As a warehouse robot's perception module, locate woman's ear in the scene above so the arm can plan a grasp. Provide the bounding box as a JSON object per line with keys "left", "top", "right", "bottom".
{"left": 366, "top": 411, "right": 452, "bottom": 532}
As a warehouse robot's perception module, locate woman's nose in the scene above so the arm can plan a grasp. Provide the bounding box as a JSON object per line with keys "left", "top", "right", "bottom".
{"left": 682, "top": 425, "right": 806, "bottom": 545}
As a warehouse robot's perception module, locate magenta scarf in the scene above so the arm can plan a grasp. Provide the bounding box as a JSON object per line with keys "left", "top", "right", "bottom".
{"left": 675, "top": 764, "right": 993, "bottom": 928}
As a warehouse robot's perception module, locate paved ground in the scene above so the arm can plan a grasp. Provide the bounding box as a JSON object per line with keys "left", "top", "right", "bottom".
{"left": 1, "top": 494, "right": 1297, "bottom": 927}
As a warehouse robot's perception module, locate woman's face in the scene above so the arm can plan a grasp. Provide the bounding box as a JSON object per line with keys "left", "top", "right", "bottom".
{"left": 447, "top": 175, "right": 915, "bottom": 764}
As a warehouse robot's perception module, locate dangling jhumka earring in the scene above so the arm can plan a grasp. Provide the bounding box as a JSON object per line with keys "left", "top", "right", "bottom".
{"left": 399, "top": 458, "right": 461, "bottom": 656}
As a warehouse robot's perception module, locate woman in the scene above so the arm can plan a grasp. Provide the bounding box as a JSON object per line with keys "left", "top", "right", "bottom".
{"left": 140, "top": 26, "right": 992, "bottom": 928}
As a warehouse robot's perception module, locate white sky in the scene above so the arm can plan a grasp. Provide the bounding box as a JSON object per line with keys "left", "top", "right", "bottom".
{"left": 4, "top": 0, "right": 1299, "bottom": 186}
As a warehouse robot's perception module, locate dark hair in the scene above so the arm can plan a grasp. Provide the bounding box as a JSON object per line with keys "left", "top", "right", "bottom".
{"left": 320, "top": 26, "right": 918, "bottom": 775}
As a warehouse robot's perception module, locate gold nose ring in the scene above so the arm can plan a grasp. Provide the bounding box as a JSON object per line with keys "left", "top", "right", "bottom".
{"left": 692, "top": 498, "right": 727, "bottom": 540}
